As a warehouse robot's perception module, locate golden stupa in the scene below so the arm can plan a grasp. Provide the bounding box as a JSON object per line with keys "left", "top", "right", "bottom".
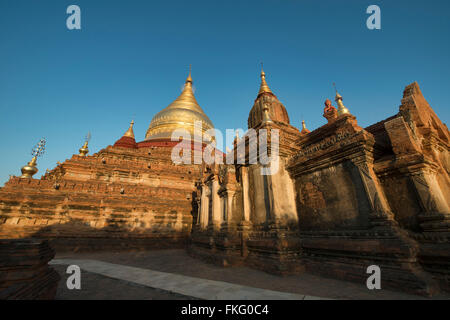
{"left": 145, "top": 68, "right": 214, "bottom": 141}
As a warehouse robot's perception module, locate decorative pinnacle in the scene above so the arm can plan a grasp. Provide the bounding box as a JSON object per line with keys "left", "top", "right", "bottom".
{"left": 123, "top": 120, "right": 135, "bottom": 138}
{"left": 333, "top": 82, "right": 343, "bottom": 100}
{"left": 258, "top": 63, "right": 273, "bottom": 96}
{"left": 31, "top": 138, "right": 46, "bottom": 158}
{"left": 333, "top": 83, "right": 350, "bottom": 116}
{"left": 21, "top": 138, "right": 45, "bottom": 178}
{"left": 186, "top": 64, "right": 192, "bottom": 83}
{"left": 79, "top": 133, "right": 90, "bottom": 156}
{"left": 300, "top": 119, "right": 311, "bottom": 134}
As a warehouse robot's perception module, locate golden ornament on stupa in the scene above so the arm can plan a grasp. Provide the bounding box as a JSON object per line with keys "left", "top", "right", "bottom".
{"left": 123, "top": 120, "right": 135, "bottom": 138}
{"left": 333, "top": 83, "right": 350, "bottom": 116}
{"left": 258, "top": 64, "right": 273, "bottom": 96}
{"left": 300, "top": 119, "right": 311, "bottom": 134}
{"left": 20, "top": 138, "right": 46, "bottom": 179}
{"left": 79, "top": 132, "right": 91, "bottom": 156}
{"left": 20, "top": 157, "right": 38, "bottom": 178}
{"left": 145, "top": 66, "right": 214, "bottom": 142}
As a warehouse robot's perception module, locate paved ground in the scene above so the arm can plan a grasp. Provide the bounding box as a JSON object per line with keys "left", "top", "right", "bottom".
{"left": 53, "top": 264, "right": 194, "bottom": 300}
{"left": 54, "top": 249, "right": 449, "bottom": 300}
{"left": 52, "top": 259, "right": 320, "bottom": 300}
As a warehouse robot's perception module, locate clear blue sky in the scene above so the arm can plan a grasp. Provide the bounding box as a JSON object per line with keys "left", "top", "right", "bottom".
{"left": 1, "top": 0, "right": 449, "bottom": 184}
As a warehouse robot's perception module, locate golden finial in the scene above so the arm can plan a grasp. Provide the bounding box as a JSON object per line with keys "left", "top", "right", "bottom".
{"left": 333, "top": 83, "right": 350, "bottom": 116}
{"left": 301, "top": 120, "right": 310, "bottom": 134}
{"left": 186, "top": 64, "right": 192, "bottom": 84}
{"left": 258, "top": 63, "right": 273, "bottom": 96}
{"left": 262, "top": 104, "right": 273, "bottom": 124}
{"left": 21, "top": 138, "right": 46, "bottom": 178}
{"left": 123, "top": 120, "right": 135, "bottom": 138}
{"left": 78, "top": 132, "right": 90, "bottom": 156}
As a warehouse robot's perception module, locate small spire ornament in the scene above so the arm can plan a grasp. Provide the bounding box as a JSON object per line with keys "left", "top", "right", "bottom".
{"left": 301, "top": 120, "right": 310, "bottom": 134}
{"left": 123, "top": 120, "right": 135, "bottom": 138}
{"left": 20, "top": 138, "right": 46, "bottom": 178}
{"left": 258, "top": 63, "right": 273, "bottom": 96}
{"left": 79, "top": 132, "right": 91, "bottom": 156}
{"left": 333, "top": 83, "right": 350, "bottom": 116}
{"left": 187, "top": 64, "right": 192, "bottom": 82}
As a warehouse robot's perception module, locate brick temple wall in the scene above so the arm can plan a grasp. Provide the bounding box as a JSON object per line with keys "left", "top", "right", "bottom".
{"left": 189, "top": 82, "right": 450, "bottom": 296}
{"left": 0, "top": 144, "right": 201, "bottom": 252}
{"left": 1, "top": 81, "right": 448, "bottom": 296}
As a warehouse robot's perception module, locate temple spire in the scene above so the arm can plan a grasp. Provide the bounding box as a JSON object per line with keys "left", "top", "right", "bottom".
{"left": 113, "top": 121, "right": 137, "bottom": 149}
{"left": 186, "top": 64, "right": 192, "bottom": 84}
{"left": 78, "top": 132, "right": 90, "bottom": 156}
{"left": 301, "top": 120, "right": 310, "bottom": 134}
{"left": 123, "top": 120, "right": 135, "bottom": 138}
{"left": 333, "top": 83, "right": 350, "bottom": 116}
{"left": 21, "top": 138, "right": 46, "bottom": 178}
{"left": 258, "top": 63, "right": 273, "bottom": 96}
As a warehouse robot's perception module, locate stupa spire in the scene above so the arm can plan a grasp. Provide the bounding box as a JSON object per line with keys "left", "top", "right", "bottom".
{"left": 176, "top": 65, "right": 198, "bottom": 106}
{"left": 333, "top": 83, "right": 350, "bottom": 116}
{"left": 300, "top": 120, "right": 310, "bottom": 134}
{"left": 258, "top": 63, "right": 273, "bottom": 96}
{"left": 21, "top": 138, "right": 46, "bottom": 178}
{"left": 78, "top": 132, "right": 91, "bottom": 156}
{"left": 186, "top": 64, "right": 192, "bottom": 84}
{"left": 113, "top": 121, "right": 137, "bottom": 149}
{"left": 123, "top": 120, "right": 135, "bottom": 138}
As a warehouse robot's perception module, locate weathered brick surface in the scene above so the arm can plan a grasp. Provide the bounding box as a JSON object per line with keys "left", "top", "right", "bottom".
{"left": 0, "top": 82, "right": 448, "bottom": 297}
{"left": 0, "top": 144, "right": 200, "bottom": 251}
{"left": 0, "top": 239, "right": 60, "bottom": 299}
{"left": 190, "top": 82, "right": 450, "bottom": 296}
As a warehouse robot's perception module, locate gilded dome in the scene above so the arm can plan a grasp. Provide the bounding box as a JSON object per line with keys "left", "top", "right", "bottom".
{"left": 145, "top": 71, "right": 214, "bottom": 141}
